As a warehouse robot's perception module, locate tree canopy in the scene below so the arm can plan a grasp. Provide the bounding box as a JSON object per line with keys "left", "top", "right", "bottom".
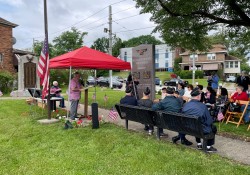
{"left": 53, "top": 27, "right": 87, "bottom": 56}
{"left": 134, "top": 0, "right": 250, "bottom": 51}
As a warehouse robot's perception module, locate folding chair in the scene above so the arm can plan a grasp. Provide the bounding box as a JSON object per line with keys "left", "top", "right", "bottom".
{"left": 226, "top": 100, "right": 249, "bottom": 127}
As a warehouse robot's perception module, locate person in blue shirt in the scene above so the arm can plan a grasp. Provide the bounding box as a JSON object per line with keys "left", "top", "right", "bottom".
{"left": 152, "top": 87, "right": 185, "bottom": 139}
{"left": 120, "top": 86, "right": 137, "bottom": 106}
{"left": 211, "top": 71, "right": 219, "bottom": 93}
{"left": 182, "top": 87, "right": 217, "bottom": 152}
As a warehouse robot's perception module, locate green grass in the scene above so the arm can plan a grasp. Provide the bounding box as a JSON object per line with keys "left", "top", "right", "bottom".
{"left": 0, "top": 100, "right": 249, "bottom": 175}
{"left": 215, "top": 122, "right": 250, "bottom": 137}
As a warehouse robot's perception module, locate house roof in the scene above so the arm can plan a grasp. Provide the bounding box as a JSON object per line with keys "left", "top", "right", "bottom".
{"left": 13, "top": 49, "right": 34, "bottom": 55}
{"left": 0, "top": 17, "right": 18, "bottom": 27}
{"left": 225, "top": 54, "right": 241, "bottom": 61}
{"left": 180, "top": 44, "right": 228, "bottom": 56}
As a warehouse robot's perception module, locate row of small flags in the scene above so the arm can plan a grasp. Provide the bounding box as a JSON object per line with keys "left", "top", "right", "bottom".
{"left": 92, "top": 93, "right": 108, "bottom": 102}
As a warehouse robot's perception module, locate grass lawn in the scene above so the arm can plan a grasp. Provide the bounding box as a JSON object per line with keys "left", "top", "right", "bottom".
{"left": 215, "top": 122, "right": 250, "bottom": 138}
{"left": 0, "top": 100, "right": 249, "bottom": 175}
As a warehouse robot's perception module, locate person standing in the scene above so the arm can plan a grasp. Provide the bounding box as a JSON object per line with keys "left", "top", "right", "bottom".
{"left": 182, "top": 87, "right": 217, "bottom": 152}
{"left": 211, "top": 71, "right": 219, "bottom": 92}
{"left": 70, "top": 72, "right": 83, "bottom": 120}
{"left": 236, "top": 71, "right": 250, "bottom": 91}
{"left": 138, "top": 87, "right": 154, "bottom": 135}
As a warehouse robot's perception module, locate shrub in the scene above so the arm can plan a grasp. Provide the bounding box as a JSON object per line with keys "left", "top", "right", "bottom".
{"left": 0, "top": 71, "right": 15, "bottom": 93}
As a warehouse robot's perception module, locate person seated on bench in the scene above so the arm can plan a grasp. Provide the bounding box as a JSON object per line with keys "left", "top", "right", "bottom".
{"left": 120, "top": 86, "right": 137, "bottom": 106}
{"left": 152, "top": 87, "right": 182, "bottom": 137}
{"left": 138, "top": 87, "right": 154, "bottom": 135}
{"left": 50, "top": 81, "right": 65, "bottom": 108}
{"left": 182, "top": 87, "right": 217, "bottom": 152}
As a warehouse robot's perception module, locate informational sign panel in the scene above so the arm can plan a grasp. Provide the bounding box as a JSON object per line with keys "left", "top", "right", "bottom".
{"left": 132, "top": 44, "right": 155, "bottom": 100}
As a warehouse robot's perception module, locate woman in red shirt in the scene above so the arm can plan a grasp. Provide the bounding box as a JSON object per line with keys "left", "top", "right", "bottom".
{"left": 231, "top": 86, "right": 248, "bottom": 102}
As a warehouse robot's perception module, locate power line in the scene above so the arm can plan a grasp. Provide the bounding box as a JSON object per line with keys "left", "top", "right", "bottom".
{"left": 113, "top": 14, "right": 140, "bottom": 21}
{"left": 115, "top": 26, "right": 156, "bottom": 33}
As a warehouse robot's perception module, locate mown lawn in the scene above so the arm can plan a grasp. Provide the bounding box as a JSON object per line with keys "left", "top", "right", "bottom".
{"left": 0, "top": 100, "right": 249, "bottom": 175}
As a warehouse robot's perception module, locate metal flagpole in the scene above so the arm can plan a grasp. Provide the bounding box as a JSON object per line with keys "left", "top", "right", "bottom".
{"left": 43, "top": 0, "right": 51, "bottom": 119}
{"left": 67, "top": 66, "right": 72, "bottom": 118}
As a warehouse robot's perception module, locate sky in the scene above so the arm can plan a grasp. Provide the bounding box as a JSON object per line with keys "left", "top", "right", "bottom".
{"left": 0, "top": 0, "right": 160, "bottom": 50}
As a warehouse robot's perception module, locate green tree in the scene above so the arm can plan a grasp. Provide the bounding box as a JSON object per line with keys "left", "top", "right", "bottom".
{"left": 91, "top": 37, "right": 109, "bottom": 53}
{"left": 53, "top": 27, "right": 87, "bottom": 56}
{"left": 33, "top": 41, "right": 55, "bottom": 58}
{"left": 123, "top": 35, "right": 162, "bottom": 47}
{"left": 134, "top": 0, "right": 250, "bottom": 51}
{"left": 173, "top": 57, "right": 182, "bottom": 74}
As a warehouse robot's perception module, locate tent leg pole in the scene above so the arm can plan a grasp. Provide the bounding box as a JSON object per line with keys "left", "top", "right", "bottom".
{"left": 67, "top": 66, "right": 72, "bottom": 119}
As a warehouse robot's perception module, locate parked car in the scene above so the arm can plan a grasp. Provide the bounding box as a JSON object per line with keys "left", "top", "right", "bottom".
{"left": 155, "top": 77, "right": 161, "bottom": 85}
{"left": 87, "top": 76, "right": 96, "bottom": 85}
{"left": 226, "top": 76, "right": 236, "bottom": 82}
{"left": 113, "top": 76, "right": 125, "bottom": 83}
{"left": 97, "top": 78, "right": 123, "bottom": 89}
{"left": 164, "top": 78, "right": 189, "bottom": 87}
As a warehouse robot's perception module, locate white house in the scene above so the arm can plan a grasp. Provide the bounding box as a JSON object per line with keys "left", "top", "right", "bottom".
{"left": 119, "top": 44, "right": 175, "bottom": 71}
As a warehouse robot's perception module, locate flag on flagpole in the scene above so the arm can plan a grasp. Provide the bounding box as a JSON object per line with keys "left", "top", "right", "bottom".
{"left": 37, "top": 36, "right": 50, "bottom": 99}
{"left": 108, "top": 108, "right": 118, "bottom": 121}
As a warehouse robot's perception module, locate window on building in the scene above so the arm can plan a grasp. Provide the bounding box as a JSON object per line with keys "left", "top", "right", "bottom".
{"left": 155, "top": 53, "right": 159, "bottom": 59}
{"left": 230, "top": 61, "right": 233, "bottom": 68}
{"left": 165, "top": 62, "right": 168, "bottom": 68}
{"left": 225, "top": 62, "right": 229, "bottom": 68}
{"left": 189, "top": 54, "right": 198, "bottom": 61}
{"left": 165, "top": 52, "right": 169, "bottom": 58}
{"left": 235, "top": 61, "right": 238, "bottom": 68}
{"left": 155, "top": 63, "right": 159, "bottom": 68}
{"left": 207, "top": 53, "right": 216, "bottom": 60}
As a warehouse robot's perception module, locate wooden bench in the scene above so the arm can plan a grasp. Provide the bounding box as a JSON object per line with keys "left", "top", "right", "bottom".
{"left": 115, "top": 104, "right": 215, "bottom": 152}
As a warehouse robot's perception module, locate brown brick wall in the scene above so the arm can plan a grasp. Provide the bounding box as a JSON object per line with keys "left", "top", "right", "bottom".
{"left": 182, "top": 52, "right": 225, "bottom": 63}
{"left": 0, "top": 25, "right": 15, "bottom": 73}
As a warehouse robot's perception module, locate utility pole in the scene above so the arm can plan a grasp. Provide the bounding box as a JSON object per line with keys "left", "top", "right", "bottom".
{"left": 108, "top": 5, "right": 113, "bottom": 88}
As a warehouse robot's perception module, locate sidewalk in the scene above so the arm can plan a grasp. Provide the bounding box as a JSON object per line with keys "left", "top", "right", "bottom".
{"left": 72, "top": 102, "right": 250, "bottom": 165}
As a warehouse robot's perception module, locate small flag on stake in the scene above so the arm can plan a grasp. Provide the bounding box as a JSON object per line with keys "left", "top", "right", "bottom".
{"left": 108, "top": 107, "right": 118, "bottom": 121}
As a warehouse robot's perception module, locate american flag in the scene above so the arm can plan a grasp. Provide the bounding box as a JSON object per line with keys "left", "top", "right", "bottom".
{"left": 37, "top": 36, "right": 50, "bottom": 99}
{"left": 0, "top": 91, "right": 3, "bottom": 97}
{"left": 108, "top": 108, "right": 118, "bottom": 121}
{"left": 217, "top": 110, "right": 224, "bottom": 121}
{"left": 92, "top": 93, "right": 96, "bottom": 100}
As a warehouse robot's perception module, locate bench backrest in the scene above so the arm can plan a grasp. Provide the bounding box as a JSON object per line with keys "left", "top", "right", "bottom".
{"left": 155, "top": 111, "right": 204, "bottom": 138}
{"left": 115, "top": 104, "right": 156, "bottom": 126}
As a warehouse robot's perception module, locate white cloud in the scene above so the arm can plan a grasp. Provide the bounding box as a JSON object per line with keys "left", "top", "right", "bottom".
{"left": 0, "top": 0, "right": 160, "bottom": 50}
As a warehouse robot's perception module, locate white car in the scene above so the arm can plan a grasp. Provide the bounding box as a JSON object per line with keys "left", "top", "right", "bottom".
{"left": 226, "top": 76, "right": 236, "bottom": 82}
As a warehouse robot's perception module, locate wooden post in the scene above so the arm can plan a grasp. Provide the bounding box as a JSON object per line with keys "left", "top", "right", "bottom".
{"left": 84, "top": 88, "right": 88, "bottom": 117}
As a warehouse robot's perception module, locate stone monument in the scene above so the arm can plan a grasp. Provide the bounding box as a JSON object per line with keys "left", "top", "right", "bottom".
{"left": 132, "top": 44, "right": 155, "bottom": 100}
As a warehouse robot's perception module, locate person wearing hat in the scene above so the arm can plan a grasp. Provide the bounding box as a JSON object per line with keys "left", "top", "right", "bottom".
{"left": 236, "top": 71, "right": 250, "bottom": 91}
{"left": 50, "top": 81, "right": 65, "bottom": 108}
{"left": 182, "top": 87, "right": 217, "bottom": 152}
{"left": 120, "top": 86, "right": 137, "bottom": 106}
{"left": 152, "top": 87, "right": 182, "bottom": 137}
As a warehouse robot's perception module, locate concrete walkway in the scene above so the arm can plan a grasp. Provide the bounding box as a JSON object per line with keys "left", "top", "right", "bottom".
{"left": 2, "top": 97, "right": 250, "bottom": 165}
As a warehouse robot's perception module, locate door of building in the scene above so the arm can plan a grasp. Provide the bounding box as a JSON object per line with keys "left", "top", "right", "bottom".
{"left": 24, "top": 62, "right": 36, "bottom": 88}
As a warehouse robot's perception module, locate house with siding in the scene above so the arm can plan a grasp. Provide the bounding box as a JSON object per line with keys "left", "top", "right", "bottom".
{"left": 179, "top": 44, "right": 241, "bottom": 76}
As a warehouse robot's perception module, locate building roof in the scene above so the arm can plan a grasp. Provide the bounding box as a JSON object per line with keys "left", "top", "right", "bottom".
{"left": 0, "top": 17, "right": 18, "bottom": 27}
{"left": 180, "top": 44, "right": 228, "bottom": 56}
{"left": 13, "top": 49, "right": 34, "bottom": 55}
{"left": 225, "top": 54, "right": 241, "bottom": 61}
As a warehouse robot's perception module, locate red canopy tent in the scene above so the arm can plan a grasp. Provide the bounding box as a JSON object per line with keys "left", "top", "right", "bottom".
{"left": 48, "top": 46, "right": 131, "bottom": 119}
{"left": 49, "top": 46, "right": 131, "bottom": 70}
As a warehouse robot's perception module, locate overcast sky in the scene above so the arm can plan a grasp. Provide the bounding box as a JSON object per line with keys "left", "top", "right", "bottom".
{"left": 0, "top": 0, "right": 160, "bottom": 50}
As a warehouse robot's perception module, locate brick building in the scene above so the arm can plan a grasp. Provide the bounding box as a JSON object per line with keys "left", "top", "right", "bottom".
{"left": 0, "top": 17, "right": 18, "bottom": 73}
